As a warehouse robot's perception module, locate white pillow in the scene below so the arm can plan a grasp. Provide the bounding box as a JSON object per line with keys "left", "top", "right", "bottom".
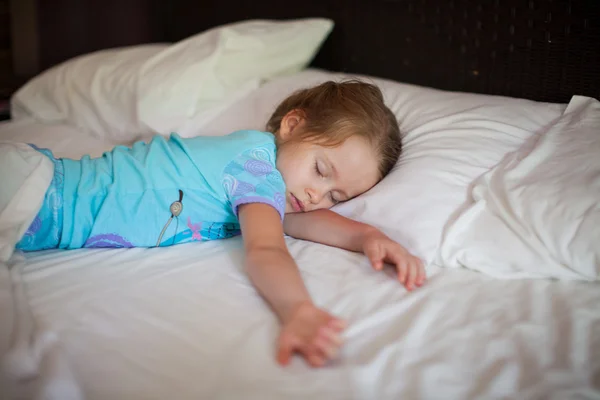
{"left": 10, "top": 19, "right": 333, "bottom": 140}
{"left": 11, "top": 44, "right": 168, "bottom": 137}
{"left": 200, "top": 69, "right": 566, "bottom": 263}
{"left": 138, "top": 19, "right": 333, "bottom": 137}
{"left": 436, "top": 96, "right": 600, "bottom": 281}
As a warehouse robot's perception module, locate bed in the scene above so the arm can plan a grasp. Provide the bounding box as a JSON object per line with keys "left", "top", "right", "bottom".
{"left": 1, "top": 1, "right": 599, "bottom": 400}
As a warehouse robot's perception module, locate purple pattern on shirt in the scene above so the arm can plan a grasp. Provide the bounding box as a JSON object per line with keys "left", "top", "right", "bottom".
{"left": 244, "top": 159, "right": 273, "bottom": 176}
{"left": 233, "top": 180, "right": 255, "bottom": 196}
{"left": 232, "top": 196, "right": 285, "bottom": 220}
{"left": 84, "top": 234, "right": 134, "bottom": 248}
{"left": 274, "top": 192, "right": 285, "bottom": 213}
{"left": 27, "top": 216, "right": 42, "bottom": 235}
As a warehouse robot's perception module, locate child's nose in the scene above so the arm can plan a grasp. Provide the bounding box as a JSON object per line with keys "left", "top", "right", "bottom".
{"left": 306, "top": 188, "right": 322, "bottom": 204}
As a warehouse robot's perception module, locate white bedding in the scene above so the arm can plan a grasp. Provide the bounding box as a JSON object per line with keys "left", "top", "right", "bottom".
{"left": 2, "top": 68, "right": 600, "bottom": 400}
{"left": 0, "top": 119, "right": 598, "bottom": 400}
{"left": 5, "top": 231, "right": 599, "bottom": 400}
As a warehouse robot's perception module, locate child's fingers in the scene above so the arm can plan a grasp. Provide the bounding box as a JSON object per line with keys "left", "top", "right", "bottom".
{"left": 307, "top": 352, "right": 326, "bottom": 367}
{"left": 301, "top": 341, "right": 327, "bottom": 367}
{"left": 327, "top": 318, "right": 346, "bottom": 333}
{"left": 396, "top": 261, "right": 408, "bottom": 284}
{"left": 319, "top": 326, "right": 344, "bottom": 347}
{"left": 416, "top": 261, "right": 426, "bottom": 286}
{"left": 387, "top": 249, "right": 409, "bottom": 284}
{"left": 276, "top": 334, "right": 296, "bottom": 366}
{"left": 313, "top": 335, "right": 339, "bottom": 360}
{"left": 405, "top": 263, "right": 417, "bottom": 291}
{"left": 364, "top": 244, "right": 384, "bottom": 271}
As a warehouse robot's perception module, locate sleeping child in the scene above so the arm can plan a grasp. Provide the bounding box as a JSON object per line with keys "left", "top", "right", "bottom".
{"left": 0, "top": 80, "right": 425, "bottom": 368}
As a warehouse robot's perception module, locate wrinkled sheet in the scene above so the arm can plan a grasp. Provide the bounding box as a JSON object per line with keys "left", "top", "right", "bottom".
{"left": 5, "top": 236, "right": 598, "bottom": 400}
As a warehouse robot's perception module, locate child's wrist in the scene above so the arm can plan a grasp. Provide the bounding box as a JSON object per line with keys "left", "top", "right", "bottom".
{"left": 281, "top": 300, "right": 315, "bottom": 324}
{"left": 357, "top": 225, "right": 384, "bottom": 249}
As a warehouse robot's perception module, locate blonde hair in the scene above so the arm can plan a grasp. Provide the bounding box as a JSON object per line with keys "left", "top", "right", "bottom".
{"left": 266, "top": 80, "right": 402, "bottom": 179}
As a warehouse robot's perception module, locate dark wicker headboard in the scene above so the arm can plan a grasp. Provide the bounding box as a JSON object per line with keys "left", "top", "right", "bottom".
{"left": 8, "top": 0, "right": 600, "bottom": 104}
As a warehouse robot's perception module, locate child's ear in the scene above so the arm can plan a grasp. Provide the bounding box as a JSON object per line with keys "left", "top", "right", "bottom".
{"left": 278, "top": 109, "right": 305, "bottom": 141}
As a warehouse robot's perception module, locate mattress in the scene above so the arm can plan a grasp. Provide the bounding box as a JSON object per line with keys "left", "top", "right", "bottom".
{"left": 1, "top": 88, "right": 599, "bottom": 399}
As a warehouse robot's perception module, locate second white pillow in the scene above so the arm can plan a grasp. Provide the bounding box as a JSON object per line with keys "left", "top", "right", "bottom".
{"left": 437, "top": 96, "right": 600, "bottom": 281}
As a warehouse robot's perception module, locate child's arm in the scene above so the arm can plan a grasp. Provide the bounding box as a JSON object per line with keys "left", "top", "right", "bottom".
{"left": 238, "top": 203, "right": 345, "bottom": 368}
{"left": 284, "top": 209, "right": 426, "bottom": 290}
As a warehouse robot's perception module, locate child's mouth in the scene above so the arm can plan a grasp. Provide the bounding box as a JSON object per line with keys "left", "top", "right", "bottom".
{"left": 290, "top": 193, "right": 304, "bottom": 212}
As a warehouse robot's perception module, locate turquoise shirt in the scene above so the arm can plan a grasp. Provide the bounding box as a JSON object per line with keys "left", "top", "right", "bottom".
{"left": 53, "top": 130, "right": 285, "bottom": 249}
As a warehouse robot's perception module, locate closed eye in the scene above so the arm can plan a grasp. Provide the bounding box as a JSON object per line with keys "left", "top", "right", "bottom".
{"left": 329, "top": 192, "right": 340, "bottom": 205}
{"left": 314, "top": 161, "right": 323, "bottom": 177}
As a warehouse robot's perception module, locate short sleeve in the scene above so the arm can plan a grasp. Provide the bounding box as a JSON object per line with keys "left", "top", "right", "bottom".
{"left": 222, "top": 146, "right": 286, "bottom": 220}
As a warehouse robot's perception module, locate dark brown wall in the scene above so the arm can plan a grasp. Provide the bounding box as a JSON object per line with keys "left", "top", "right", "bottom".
{"left": 0, "top": 0, "right": 13, "bottom": 98}
{"left": 3, "top": 0, "right": 599, "bottom": 103}
{"left": 1, "top": 0, "right": 161, "bottom": 98}
{"left": 37, "top": 0, "right": 160, "bottom": 71}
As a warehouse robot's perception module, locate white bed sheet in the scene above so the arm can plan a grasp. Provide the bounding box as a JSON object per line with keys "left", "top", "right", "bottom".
{"left": 1, "top": 118, "right": 599, "bottom": 400}
{"left": 11, "top": 235, "right": 600, "bottom": 400}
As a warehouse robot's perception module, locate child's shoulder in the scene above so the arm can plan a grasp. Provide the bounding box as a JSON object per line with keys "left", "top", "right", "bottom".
{"left": 188, "top": 129, "right": 275, "bottom": 155}
{"left": 223, "top": 129, "right": 276, "bottom": 146}
{"left": 222, "top": 130, "right": 278, "bottom": 164}
{"left": 178, "top": 129, "right": 274, "bottom": 147}
{"left": 172, "top": 129, "right": 276, "bottom": 170}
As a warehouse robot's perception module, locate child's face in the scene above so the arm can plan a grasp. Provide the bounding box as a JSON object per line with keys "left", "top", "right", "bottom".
{"left": 276, "top": 113, "right": 380, "bottom": 214}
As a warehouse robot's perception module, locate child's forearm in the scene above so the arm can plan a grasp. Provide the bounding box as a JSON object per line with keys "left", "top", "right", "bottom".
{"left": 283, "top": 209, "right": 378, "bottom": 252}
{"left": 245, "top": 245, "right": 313, "bottom": 323}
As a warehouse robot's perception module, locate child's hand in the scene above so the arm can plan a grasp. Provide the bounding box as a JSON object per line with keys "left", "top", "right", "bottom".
{"left": 277, "top": 302, "right": 345, "bottom": 368}
{"left": 362, "top": 230, "right": 426, "bottom": 291}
